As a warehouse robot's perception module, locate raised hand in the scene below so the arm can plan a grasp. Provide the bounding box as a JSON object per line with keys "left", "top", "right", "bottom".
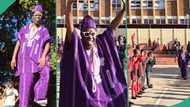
{"left": 111, "top": 0, "right": 126, "bottom": 31}
{"left": 121, "top": 0, "right": 126, "bottom": 9}
{"left": 66, "top": 0, "right": 75, "bottom": 42}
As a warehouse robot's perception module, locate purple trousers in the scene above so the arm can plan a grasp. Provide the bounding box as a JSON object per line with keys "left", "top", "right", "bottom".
{"left": 19, "top": 67, "right": 50, "bottom": 107}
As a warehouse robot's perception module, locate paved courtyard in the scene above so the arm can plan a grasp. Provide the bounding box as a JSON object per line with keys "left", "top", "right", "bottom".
{"left": 130, "top": 67, "right": 190, "bottom": 107}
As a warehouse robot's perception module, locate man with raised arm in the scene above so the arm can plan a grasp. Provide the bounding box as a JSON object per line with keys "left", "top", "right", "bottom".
{"left": 59, "top": 0, "right": 128, "bottom": 107}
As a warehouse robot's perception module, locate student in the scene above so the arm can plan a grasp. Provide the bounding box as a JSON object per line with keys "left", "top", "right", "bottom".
{"left": 127, "top": 48, "right": 134, "bottom": 105}
{"left": 10, "top": 4, "right": 51, "bottom": 107}
{"left": 140, "top": 50, "right": 147, "bottom": 90}
{"left": 127, "top": 46, "right": 133, "bottom": 88}
{"left": 131, "top": 49, "right": 138, "bottom": 99}
{"left": 145, "top": 51, "right": 156, "bottom": 88}
{"left": 178, "top": 46, "right": 189, "bottom": 80}
{"left": 59, "top": 0, "right": 128, "bottom": 107}
{"left": 117, "top": 35, "right": 126, "bottom": 62}
{"left": 135, "top": 49, "right": 143, "bottom": 95}
{"left": 4, "top": 82, "right": 19, "bottom": 107}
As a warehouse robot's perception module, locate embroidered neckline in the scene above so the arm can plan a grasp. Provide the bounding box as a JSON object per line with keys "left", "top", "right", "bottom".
{"left": 25, "top": 24, "right": 42, "bottom": 47}
{"left": 26, "top": 24, "right": 41, "bottom": 40}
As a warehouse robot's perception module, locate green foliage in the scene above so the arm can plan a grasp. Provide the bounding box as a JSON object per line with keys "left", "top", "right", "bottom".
{"left": 50, "top": 42, "right": 58, "bottom": 73}
{"left": 18, "top": 0, "right": 56, "bottom": 37}
{"left": 19, "top": 0, "right": 34, "bottom": 10}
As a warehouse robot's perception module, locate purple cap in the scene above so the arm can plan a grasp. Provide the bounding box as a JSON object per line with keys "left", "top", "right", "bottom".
{"left": 80, "top": 15, "right": 96, "bottom": 31}
{"left": 32, "top": 4, "right": 43, "bottom": 13}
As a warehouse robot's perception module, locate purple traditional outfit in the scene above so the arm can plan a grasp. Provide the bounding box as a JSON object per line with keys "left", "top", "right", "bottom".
{"left": 59, "top": 16, "right": 128, "bottom": 107}
{"left": 16, "top": 5, "right": 51, "bottom": 107}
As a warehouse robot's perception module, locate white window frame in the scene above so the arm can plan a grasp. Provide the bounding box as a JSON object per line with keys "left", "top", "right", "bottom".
{"left": 179, "top": 16, "right": 190, "bottom": 25}
{"left": 154, "top": 0, "right": 165, "bottom": 9}
{"left": 143, "top": 16, "right": 154, "bottom": 24}
{"left": 56, "top": 16, "right": 65, "bottom": 25}
{"left": 155, "top": 16, "right": 165, "bottom": 24}
{"left": 131, "top": 16, "right": 141, "bottom": 24}
{"left": 180, "top": 19, "right": 185, "bottom": 25}
{"left": 143, "top": 0, "right": 153, "bottom": 9}
{"left": 131, "top": 0, "right": 141, "bottom": 9}
{"left": 89, "top": 0, "right": 99, "bottom": 11}
{"left": 72, "top": 0, "right": 99, "bottom": 11}
{"left": 112, "top": 0, "right": 121, "bottom": 11}
{"left": 166, "top": 16, "right": 177, "bottom": 24}
{"left": 100, "top": 17, "right": 110, "bottom": 25}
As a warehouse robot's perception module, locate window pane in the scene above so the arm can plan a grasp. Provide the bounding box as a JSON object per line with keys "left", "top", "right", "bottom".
{"left": 154, "top": 0, "right": 164, "bottom": 9}
{"left": 161, "top": 19, "right": 165, "bottom": 24}
{"left": 144, "top": 19, "right": 149, "bottom": 24}
{"left": 156, "top": 19, "right": 161, "bottom": 24}
{"left": 131, "top": 0, "right": 141, "bottom": 9}
{"left": 132, "top": 19, "right": 137, "bottom": 24}
{"left": 180, "top": 19, "right": 185, "bottom": 24}
{"left": 173, "top": 19, "right": 177, "bottom": 24}
{"left": 168, "top": 19, "right": 173, "bottom": 24}
{"left": 149, "top": 19, "right": 153, "bottom": 24}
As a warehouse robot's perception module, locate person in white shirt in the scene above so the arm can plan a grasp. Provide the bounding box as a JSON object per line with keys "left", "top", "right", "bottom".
{"left": 4, "top": 81, "right": 19, "bottom": 107}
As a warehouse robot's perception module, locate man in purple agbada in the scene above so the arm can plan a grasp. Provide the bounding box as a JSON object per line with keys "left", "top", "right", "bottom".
{"left": 59, "top": 0, "right": 128, "bottom": 107}
{"left": 11, "top": 4, "right": 51, "bottom": 107}
{"left": 177, "top": 46, "right": 189, "bottom": 80}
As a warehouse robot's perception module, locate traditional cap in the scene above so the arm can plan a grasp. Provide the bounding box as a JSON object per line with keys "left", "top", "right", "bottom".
{"left": 32, "top": 4, "right": 43, "bottom": 13}
{"left": 80, "top": 15, "right": 96, "bottom": 31}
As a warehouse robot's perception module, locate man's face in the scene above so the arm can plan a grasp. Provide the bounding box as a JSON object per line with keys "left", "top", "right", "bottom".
{"left": 81, "top": 28, "right": 96, "bottom": 49}
{"left": 32, "top": 11, "right": 42, "bottom": 25}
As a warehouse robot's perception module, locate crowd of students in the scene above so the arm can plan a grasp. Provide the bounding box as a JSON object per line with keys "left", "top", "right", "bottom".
{"left": 127, "top": 45, "right": 156, "bottom": 99}
{"left": 116, "top": 35, "right": 156, "bottom": 100}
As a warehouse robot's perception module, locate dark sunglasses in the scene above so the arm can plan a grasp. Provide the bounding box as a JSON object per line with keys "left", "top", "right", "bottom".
{"left": 82, "top": 32, "right": 96, "bottom": 38}
{"left": 33, "top": 14, "right": 42, "bottom": 17}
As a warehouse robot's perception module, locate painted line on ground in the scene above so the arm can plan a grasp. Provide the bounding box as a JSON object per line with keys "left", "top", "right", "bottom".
{"left": 151, "top": 74, "right": 179, "bottom": 77}
{"left": 154, "top": 88, "right": 168, "bottom": 107}
{"left": 154, "top": 65, "right": 190, "bottom": 68}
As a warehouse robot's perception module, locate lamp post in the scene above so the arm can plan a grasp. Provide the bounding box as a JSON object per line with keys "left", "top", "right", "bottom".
{"left": 186, "top": 14, "right": 189, "bottom": 45}
{"left": 148, "top": 17, "right": 151, "bottom": 43}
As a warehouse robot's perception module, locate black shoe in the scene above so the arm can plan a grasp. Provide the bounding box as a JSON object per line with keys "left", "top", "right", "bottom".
{"left": 143, "top": 87, "right": 148, "bottom": 90}
{"left": 142, "top": 87, "right": 146, "bottom": 91}
{"left": 136, "top": 95, "right": 142, "bottom": 98}
{"left": 138, "top": 91, "right": 143, "bottom": 95}
{"left": 138, "top": 92, "right": 142, "bottom": 95}
{"left": 129, "top": 101, "right": 134, "bottom": 105}
{"left": 131, "top": 96, "right": 136, "bottom": 99}
{"left": 148, "top": 84, "right": 153, "bottom": 88}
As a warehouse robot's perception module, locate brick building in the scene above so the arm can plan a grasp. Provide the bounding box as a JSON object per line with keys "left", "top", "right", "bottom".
{"left": 128, "top": 0, "right": 190, "bottom": 25}
{"left": 56, "top": 0, "right": 126, "bottom": 44}
{"left": 127, "top": 0, "right": 190, "bottom": 45}
{"left": 56, "top": 0, "right": 126, "bottom": 25}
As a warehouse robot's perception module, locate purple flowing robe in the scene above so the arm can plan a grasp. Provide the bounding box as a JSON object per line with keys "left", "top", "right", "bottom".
{"left": 16, "top": 24, "right": 51, "bottom": 76}
{"left": 59, "top": 28, "right": 128, "bottom": 107}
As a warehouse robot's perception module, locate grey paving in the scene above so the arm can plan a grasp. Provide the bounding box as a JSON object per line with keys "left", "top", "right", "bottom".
{"left": 130, "top": 68, "right": 190, "bottom": 107}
